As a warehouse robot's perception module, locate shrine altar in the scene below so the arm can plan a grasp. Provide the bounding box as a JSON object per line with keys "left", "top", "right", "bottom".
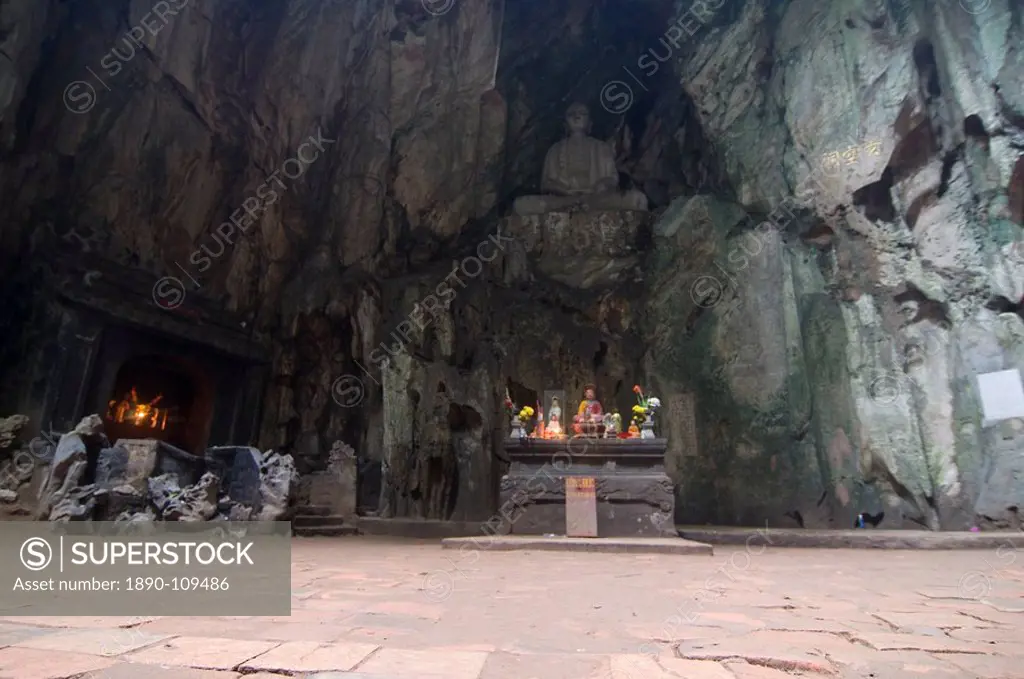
{"left": 498, "top": 437, "right": 676, "bottom": 538}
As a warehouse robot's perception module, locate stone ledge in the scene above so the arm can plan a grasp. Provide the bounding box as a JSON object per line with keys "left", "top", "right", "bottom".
{"left": 356, "top": 517, "right": 486, "bottom": 539}
{"left": 441, "top": 535, "right": 713, "bottom": 555}
{"left": 679, "top": 526, "right": 1024, "bottom": 549}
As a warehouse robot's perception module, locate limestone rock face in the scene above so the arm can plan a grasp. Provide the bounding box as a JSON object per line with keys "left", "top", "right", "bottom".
{"left": 502, "top": 211, "right": 650, "bottom": 289}
{"left": 649, "top": 0, "right": 1024, "bottom": 528}
{"left": 2, "top": 0, "right": 1023, "bottom": 530}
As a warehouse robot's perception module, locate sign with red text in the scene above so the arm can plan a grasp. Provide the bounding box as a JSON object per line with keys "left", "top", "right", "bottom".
{"left": 566, "top": 477, "right": 598, "bottom": 537}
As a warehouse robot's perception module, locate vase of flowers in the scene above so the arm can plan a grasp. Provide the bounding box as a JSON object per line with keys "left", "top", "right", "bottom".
{"left": 632, "top": 385, "right": 661, "bottom": 439}
{"left": 518, "top": 405, "right": 535, "bottom": 435}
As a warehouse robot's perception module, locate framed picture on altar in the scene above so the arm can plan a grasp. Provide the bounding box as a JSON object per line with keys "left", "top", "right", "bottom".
{"left": 543, "top": 390, "right": 566, "bottom": 435}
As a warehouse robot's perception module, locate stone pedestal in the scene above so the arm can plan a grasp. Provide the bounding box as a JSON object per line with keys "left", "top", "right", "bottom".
{"left": 498, "top": 438, "right": 675, "bottom": 537}
{"left": 306, "top": 442, "right": 357, "bottom": 518}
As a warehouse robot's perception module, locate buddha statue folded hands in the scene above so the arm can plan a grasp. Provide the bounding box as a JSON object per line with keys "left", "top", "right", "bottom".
{"left": 513, "top": 103, "right": 648, "bottom": 216}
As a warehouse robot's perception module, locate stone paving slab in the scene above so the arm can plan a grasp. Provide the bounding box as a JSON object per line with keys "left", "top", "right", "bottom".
{"left": 441, "top": 535, "right": 713, "bottom": 554}
{"left": 82, "top": 666, "right": 239, "bottom": 678}
{"left": 0, "top": 647, "right": 116, "bottom": 679}
{"left": 680, "top": 525, "right": 1024, "bottom": 549}
{"left": 124, "top": 636, "right": 280, "bottom": 670}
{"left": 14, "top": 627, "right": 170, "bottom": 655}
{"left": 239, "top": 640, "right": 378, "bottom": 673}
{"left": 0, "top": 621, "right": 58, "bottom": 646}
{"left": 354, "top": 648, "right": 489, "bottom": 678}
{"left": 0, "top": 537, "right": 1019, "bottom": 678}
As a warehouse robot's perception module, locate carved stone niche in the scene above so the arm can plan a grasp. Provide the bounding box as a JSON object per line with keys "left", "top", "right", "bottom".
{"left": 20, "top": 252, "right": 270, "bottom": 456}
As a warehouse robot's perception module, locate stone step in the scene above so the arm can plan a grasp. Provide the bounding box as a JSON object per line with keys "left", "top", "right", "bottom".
{"left": 293, "top": 513, "right": 352, "bottom": 527}
{"left": 678, "top": 526, "right": 1024, "bottom": 549}
{"left": 293, "top": 523, "right": 360, "bottom": 537}
{"left": 291, "top": 504, "right": 332, "bottom": 516}
{"left": 356, "top": 516, "right": 486, "bottom": 539}
{"left": 441, "top": 535, "right": 713, "bottom": 555}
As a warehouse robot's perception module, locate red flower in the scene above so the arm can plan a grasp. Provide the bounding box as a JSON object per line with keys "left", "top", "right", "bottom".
{"left": 632, "top": 385, "right": 641, "bottom": 394}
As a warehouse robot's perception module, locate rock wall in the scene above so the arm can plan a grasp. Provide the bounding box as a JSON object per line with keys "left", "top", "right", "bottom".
{"left": 647, "top": 0, "right": 1024, "bottom": 528}
{"left": 1, "top": 0, "right": 1022, "bottom": 529}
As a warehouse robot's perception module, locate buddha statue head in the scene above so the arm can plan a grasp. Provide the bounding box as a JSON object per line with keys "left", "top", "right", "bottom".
{"left": 565, "top": 102, "right": 591, "bottom": 137}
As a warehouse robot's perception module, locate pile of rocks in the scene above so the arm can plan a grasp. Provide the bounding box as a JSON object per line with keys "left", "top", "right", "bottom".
{"left": 0, "top": 413, "right": 48, "bottom": 511}
{"left": 2, "top": 413, "right": 297, "bottom": 523}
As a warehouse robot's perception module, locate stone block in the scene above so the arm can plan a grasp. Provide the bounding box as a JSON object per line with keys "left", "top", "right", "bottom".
{"left": 108, "top": 439, "right": 204, "bottom": 492}
{"left": 308, "top": 463, "right": 356, "bottom": 518}
{"left": 94, "top": 446, "right": 132, "bottom": 488}
{"left": 154, "top": 441, "right": 205, "bottom": 486}
{"left": 205, "top": 446, "right": 263, "bottom": 509}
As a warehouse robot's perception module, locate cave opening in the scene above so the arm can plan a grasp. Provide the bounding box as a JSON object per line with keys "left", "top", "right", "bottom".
{"left": 506, "top": 378, "right": 538, "bottom": 415}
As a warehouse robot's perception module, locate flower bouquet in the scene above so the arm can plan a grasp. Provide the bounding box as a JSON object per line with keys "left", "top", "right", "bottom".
{"left": 504, "top": 388, "right": 517, "bottom": 417}
{"left": 632, "top": 385, "right": 661, "bottom": 439}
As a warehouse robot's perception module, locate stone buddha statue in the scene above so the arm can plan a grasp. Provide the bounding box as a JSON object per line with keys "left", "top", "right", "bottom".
{"left": 513, "top": 103, "right": 648, "bottom": 216}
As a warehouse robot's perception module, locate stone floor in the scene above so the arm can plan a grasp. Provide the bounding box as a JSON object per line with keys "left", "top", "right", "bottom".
{"left": 0, "top": 536, "right": 1021, "bottom": 678}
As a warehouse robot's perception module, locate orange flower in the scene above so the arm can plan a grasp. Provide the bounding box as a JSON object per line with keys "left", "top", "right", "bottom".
{"left": 632, "top": 385, "right": 641, "bottom": 394}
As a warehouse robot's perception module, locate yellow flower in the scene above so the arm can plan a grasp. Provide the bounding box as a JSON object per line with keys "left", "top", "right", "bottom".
{"left": 632, "top": 404, "right": 645, "bottom": 414}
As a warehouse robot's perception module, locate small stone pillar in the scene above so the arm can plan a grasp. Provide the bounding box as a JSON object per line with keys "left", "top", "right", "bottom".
{"left": 308, "top": 441, "right": 357, "bottom": 518}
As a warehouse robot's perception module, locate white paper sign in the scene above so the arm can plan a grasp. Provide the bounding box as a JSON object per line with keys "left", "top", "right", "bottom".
{"left": 977, "top": 369, "right": 1024, "bottom": 423}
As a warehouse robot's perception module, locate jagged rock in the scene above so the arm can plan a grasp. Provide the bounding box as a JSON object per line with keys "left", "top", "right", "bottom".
{"left": 37, "top": 414, "right": 108, "bottom": 519}
{"left": 114, "top": 506, "right": 157, "bottom": 527}
{"left": 257, "top": 452, "right": 298, "bottom": 521}
{"left": 49, "top": 484, "right": 105, "bottom": 522}
{"left": 26, "top": 434, "right": 56, "bottom": 463}
{"left": 94, "top": 446, "right": 130, "bottom": 488}
{"left": 205, "top": 446, "right": 263, "bottom": 510}
{"left": 328, "top": 441, "right": 355, "bottom": 471}
{"left": 229, "top": 504, "right": 253, "bottom": 521}
{"left": 213, "top": 503, "right": 254, "bottom": 522}
{"left": 0, "top": 414, "right": 29, "bottom": 451}
{"left": 69, "top": 413, "right": 106, "bottom": 440}
{"left": 102, "top": 484, "right": 148, "bottom": 520}
{"left": 148, "top": 471, "right": 220, "bottom": 521}
{"left": 0, "top": 452, "right": 36, "bottom": 491}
